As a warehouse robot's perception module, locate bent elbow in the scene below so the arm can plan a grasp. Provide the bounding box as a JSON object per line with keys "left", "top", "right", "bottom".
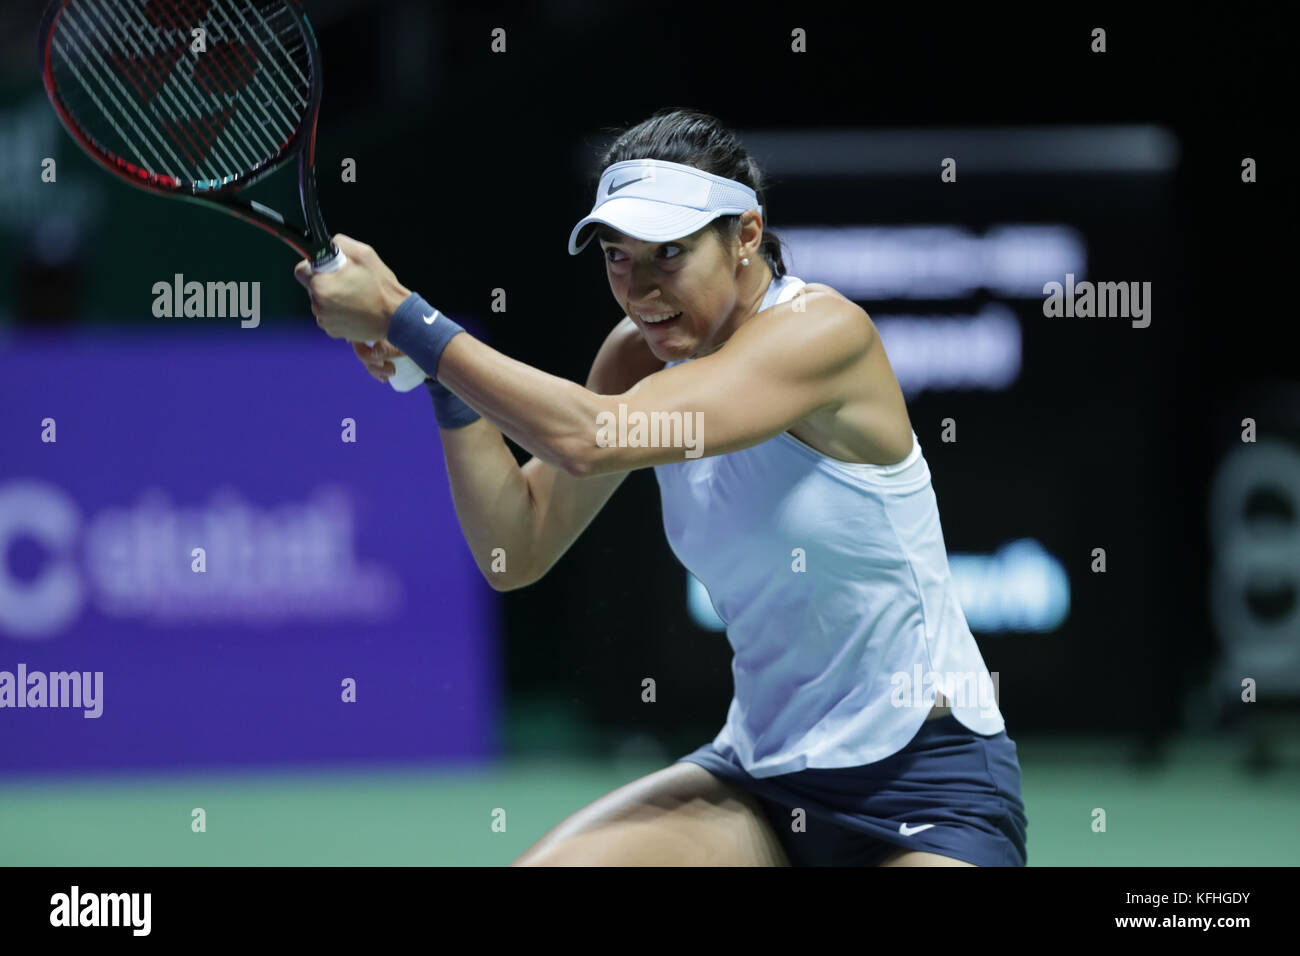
{"left": 557, "top": 440, "right": 598, "bottom": 478}
{"left": 484, "top": 570, "right": 518, "bottom": 592}
{"left": 482, "top": 564, "right": 541, "bottom": 592}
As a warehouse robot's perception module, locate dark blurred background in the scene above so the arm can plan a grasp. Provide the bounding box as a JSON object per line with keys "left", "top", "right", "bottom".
{"left": 1, "top": 2, "right": 1296, "bottom": 864}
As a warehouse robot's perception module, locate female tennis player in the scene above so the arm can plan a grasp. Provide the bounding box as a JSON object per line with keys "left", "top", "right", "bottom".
{"left": 296, "top": 108, "right": 1028, "bottom": 867}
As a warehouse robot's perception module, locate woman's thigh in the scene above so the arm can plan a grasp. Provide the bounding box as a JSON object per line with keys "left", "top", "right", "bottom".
{"left": 511, "top": 762, "right": 790, "bottom": 866}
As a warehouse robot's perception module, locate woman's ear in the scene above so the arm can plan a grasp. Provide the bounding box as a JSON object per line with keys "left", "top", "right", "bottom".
{"left": 737, "top": 210, "right": 764, "bottom": 259}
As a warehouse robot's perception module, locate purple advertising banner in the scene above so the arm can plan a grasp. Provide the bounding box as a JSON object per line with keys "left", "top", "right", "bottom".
{"left": 0, "top": 327, "right": 499, "bottom": 774}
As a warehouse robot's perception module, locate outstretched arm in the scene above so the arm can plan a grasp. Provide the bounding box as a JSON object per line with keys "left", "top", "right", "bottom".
{"left": 299, "top": 234, "right": 873, "bottom": 477}
{"left": 436, "top": 288, "right": 872, "bottom": 475}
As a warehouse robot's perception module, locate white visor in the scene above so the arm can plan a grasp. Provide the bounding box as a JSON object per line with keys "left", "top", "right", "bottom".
{"left": 567, "top": 158, "right": 762, "bottom": 255}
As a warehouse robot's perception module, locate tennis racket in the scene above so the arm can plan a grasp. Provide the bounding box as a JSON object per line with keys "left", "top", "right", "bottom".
{"left": 38, "top": 0, "right": 427, "bottom": 392}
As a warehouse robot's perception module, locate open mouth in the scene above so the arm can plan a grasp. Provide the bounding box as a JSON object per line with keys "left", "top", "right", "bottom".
{"left": 639, "top": 311, "right": 682, "bottom": 326}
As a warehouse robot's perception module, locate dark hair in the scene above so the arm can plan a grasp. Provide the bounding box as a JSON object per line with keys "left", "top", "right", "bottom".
{"left": 594, "top": 108, "right": 786, "bottom": 278}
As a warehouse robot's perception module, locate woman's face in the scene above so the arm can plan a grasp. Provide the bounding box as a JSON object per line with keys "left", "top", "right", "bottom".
{"left": 598, "top": 223, "right": 743, "bottom": 362}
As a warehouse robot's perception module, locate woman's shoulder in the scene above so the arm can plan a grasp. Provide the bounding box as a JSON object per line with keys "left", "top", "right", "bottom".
{"left": 760, "top": 279, "right": 873, "bottom": 341}
{"left": 796, "top": 281, "right": 861, "bottom": 310}
{"left": 785, "top": 281, "right": 877, "bottom": 342}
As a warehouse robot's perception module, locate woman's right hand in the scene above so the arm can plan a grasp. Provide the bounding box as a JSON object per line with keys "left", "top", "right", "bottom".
{"left": 353, "top": 339, "right": 408, "bottom": 383}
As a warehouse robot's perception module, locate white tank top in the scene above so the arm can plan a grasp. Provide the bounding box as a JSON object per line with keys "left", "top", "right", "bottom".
{"left": 654, "top": 273, "right": 1005, "bottom": 777}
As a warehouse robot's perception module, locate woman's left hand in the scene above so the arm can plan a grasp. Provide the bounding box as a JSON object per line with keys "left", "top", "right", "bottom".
{"left": 293, "top": 234, "right": 411, "bottom": 343}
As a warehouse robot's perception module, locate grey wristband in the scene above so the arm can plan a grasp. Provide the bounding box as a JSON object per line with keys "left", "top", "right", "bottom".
{"left": 387, "top": 292, "right": 466, "bottom": 381}
{"left": 424, "top": 377, "right": 481, "bottom": 429}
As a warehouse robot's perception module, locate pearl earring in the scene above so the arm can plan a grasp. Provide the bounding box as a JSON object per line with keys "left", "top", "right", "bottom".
{"left": 741, "top": 257, "right": 750, "bottom": 266}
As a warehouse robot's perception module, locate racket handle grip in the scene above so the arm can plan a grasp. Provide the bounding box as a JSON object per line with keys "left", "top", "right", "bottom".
{"left": 312, "top": 247, "right": 429, "bottom": 393}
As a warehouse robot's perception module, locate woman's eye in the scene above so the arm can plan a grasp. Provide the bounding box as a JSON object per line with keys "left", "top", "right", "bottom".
{"left": 603, "top": 245, "right": 679, "bottom": 263}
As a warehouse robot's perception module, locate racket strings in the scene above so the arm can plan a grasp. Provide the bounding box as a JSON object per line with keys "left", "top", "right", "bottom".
{"left": 80, "top": 0, "right": 237, "bottom": 176}
{"left": 57, "top": 0, "right": 280, "bottom": 178}
{"left": 73, "top": 0, "right": 234, "bottom": 173}
{"left": 53, "top": 6, "right": 194, "bottom": 181}
{"left": 134, "top": 0, "right": 309, "bottom": 169}
{"left": 142, "top": 0, "right": 210, "bottom": 32}
{"left": 48, "top": 0, "right": 313, "bottom": 186}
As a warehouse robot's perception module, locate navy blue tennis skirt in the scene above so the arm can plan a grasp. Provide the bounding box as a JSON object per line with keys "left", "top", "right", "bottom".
{"left": 676, "top": 714, "right": 1028, "bottom": 866}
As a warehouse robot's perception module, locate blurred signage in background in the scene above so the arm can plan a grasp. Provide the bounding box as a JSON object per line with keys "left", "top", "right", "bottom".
{"left": 0, "top": 330, "right": 499, "bottom": 772}
{"left": 1210, "top": 391, "right": 1300, "bottom": 700}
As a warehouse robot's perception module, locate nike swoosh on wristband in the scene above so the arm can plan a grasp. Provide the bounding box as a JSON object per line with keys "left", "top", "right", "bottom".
{"left": 899, "top": 822, "right": 936, "bottom": 836}
{"left": 423, "top": 311, "right": 439, "bottom": 325}
{"left": 608, "top": 175, "right": 652, "bottom": 194}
